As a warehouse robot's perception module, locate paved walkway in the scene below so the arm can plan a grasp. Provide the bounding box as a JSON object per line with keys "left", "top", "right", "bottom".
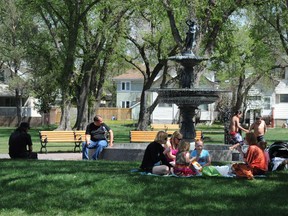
{"left": 0, "top": 153, "right": 82, "bottom": 160}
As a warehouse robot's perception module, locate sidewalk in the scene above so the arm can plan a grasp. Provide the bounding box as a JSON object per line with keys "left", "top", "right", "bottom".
{"left": 0, "top": 153, "right": 82, "bottom": 160}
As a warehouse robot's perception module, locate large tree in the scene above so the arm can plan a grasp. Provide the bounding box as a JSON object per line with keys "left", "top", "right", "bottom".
{"left": 212, "top": 22, "right": 275, "bottom": 113}
{"left": 124, "top": 0, "right": 271, "bottom": 130}
{"left": 251, "top": 0, "right": 288, "bottom": 67}
{"left": 0, "top": 0, "right": 33, "bottom": 125}
{"left": 121, "top": 0, "right": 181, "bottom": 130}
{"left": 74, "top": 1, "right": 130, "bottom": 129}
{"left": 28, "top": 0, "right": 101, "bottom": 130}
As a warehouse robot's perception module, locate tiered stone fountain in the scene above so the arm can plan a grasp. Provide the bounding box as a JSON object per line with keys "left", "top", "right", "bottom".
{"left": 89, "top": 20, "right": 235, "bottom": 162}
{"left": 157, "top": 20, "right": 225, "bottom": 142}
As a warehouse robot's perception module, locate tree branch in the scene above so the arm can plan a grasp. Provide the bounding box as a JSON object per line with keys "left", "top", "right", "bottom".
{"left": 162, "top": 0, "right": 183, "bottom": 48}
{"left": 125, "top": 35, "right": 151, "bottom": 77}
{"left": 46, "top": 1, "right": 69, "bottom": 29}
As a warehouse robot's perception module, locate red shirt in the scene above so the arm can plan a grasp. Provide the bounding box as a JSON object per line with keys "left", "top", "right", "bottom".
{"left": 245, "top": 145, "right": 267, "bottom": 171}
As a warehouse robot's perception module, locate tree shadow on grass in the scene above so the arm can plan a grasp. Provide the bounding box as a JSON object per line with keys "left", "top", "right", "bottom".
{"left": 0, "top": 160, "right": 287, "bottom": 216}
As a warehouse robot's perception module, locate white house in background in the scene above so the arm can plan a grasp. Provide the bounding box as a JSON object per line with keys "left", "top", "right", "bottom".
{"left": 113, "top": 67, "right": 217, "bottom": 123}
{"left": 270, "top": 67, "right": 288, "bottom": 126}
{"left": 0, "top": 64, "right": 41, "bottom": 118}
{"left": 113, "top": 64, "right": 288, "bottom": 127}
{"left": 243, "top": 67, "right": 288, "bottom": 127}
{"left": 112, "top": 68, "right": 143, "bottom": 109}
{"left": 244, "top": 86, "right": 272, "bottom": 125}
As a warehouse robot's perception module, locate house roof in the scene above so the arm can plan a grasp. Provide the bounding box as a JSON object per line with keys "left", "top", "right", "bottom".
{"left": 113, "top": 68, "right": 144, "bottom": 80}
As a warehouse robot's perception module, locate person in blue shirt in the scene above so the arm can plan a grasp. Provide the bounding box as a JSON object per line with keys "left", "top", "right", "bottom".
{"left": 190, "top": 139, "right": 211, "bottom": 167}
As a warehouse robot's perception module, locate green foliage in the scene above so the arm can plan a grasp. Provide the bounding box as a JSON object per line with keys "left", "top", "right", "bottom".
{"left": 1, "top": 0, "right": 288, "bottom": 130}
{"left": 211, "top": 9, "right": 276, "bottom": 107}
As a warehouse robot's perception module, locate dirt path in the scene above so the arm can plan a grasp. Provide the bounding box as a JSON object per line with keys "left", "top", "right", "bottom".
{"left": 0, "top": 153, "right": 82, "bottom": 160}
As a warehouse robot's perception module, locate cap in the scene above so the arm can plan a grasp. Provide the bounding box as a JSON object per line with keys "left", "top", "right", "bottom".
{"left": 19, "top": 122, "right": 30, "bottom": 129}
{"left": 230, "top": 131, "right": 236, "bottom": 136}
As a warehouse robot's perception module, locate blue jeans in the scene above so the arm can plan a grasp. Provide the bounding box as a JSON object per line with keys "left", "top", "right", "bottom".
{"left": 82, "top": 140, "right": 108, "bottom": 160}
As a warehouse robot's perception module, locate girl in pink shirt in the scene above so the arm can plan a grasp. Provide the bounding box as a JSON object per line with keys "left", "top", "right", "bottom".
{"left": 163, "top": 131, "right": 182, "bottom": 165}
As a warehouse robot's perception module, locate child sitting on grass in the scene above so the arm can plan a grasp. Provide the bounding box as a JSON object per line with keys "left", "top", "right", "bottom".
{"left": 229, "top": 131, "right": 244, "bottom": 151}
{"left": 190, "top": 139, "right": 211, "bottom": 167}
{"left": 173, "top": 140, "right": 196, "bottom": 176}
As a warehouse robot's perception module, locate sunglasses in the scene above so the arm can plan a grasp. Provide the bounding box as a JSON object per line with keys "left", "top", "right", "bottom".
{"left": 175, "top": 137, "right": 182, "bottom": 141}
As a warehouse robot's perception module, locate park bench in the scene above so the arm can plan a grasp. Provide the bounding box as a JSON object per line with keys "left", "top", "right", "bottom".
{"left": 165, "top": 124, "right": 180, "bottom": 131}
{"left": 195, "top": 130, "right": 203, "bottom": 141}
{"left": 150, "top": 124, "right": 167, "bottom": 131}
{"left": 39, "top": 130, "right": 86, "bottom": 153}
{"left": 150, "top": 124, "right": 180, "bottom": 131}
{"left": 130, "top": 130, "right": 202, "bottom": 143}
{"left": 130, "top": 130, "right": 174, "bottom": 143}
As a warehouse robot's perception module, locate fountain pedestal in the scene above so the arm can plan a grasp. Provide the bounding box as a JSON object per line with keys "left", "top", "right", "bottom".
{"left": 179, "top": 105, "right": 197, "bottom": 141}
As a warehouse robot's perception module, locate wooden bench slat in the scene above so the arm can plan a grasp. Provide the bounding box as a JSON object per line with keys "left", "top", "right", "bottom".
{"left": 165, "top": 124, "right": 180, "bottom": 130}
{"left": 150, "top": 124, "right": 167, "bottom": 131}
{"left": 130, "top": 130, "right": 202, "bottom": 143}
{"left": 150, "top": 124, "right": 180, "bottom": 131}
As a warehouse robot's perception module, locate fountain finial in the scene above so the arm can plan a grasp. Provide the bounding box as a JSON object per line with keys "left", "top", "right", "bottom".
{"left": 184, "top": 20, "right": 196, "bottom": 55}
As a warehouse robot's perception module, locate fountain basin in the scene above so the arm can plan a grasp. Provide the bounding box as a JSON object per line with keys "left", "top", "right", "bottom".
{"left": 168, "top": 54, "right": 208, "bottom": 64}
{"left": 88, "top": 143, "right": 240, "bottom": 162}
{"left": 157, "top": 88, "right": 226, "bottom": 106}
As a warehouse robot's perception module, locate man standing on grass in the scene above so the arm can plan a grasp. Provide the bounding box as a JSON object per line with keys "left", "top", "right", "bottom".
{"left": 82, "top": 115, "right": 114, "bottom": 160}
{"left": 249, "top": 116, "right": 267, "bottom": 142}
{"left": 8, "top": 122, "right": 38, "bottom": 159}
{"left": 229, "top": 110, "right": 249, "bottom": 145}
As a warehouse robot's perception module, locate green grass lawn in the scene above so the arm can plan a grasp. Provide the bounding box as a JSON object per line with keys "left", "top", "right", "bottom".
{"left": 1, "top": 122, "right": 288, "bottom": 215}
{"left": 0, "top": 121, "right": 287, "bottom": 154}
{"left": 0, "top": 159, "right": 287, "bottom": 216}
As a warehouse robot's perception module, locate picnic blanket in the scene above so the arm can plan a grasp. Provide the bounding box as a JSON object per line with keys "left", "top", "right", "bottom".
{"left": 131, "top": 165, "right": 267, "bottom": 179}
{"left": 130, "top": 165, "right": 234, "bottom": 178}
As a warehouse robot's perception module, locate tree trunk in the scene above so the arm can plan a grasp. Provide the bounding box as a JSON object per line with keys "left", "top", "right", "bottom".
{"left": 15, "top": 88, "right": 22, "bottom": 125}
{"left": 232, "top": 74, "right": 245, "bottom": 114}
{"left": 137, "top": 110, "right": 151, "bottom": 131}
{"left": 74, "top": 66, "right": 93, "bottom": 130}
{"left": 57, "top": 92, "right": 72, "bottom": 130}
{"left": 75, "top": 94, "right": 89, "bottom": 130}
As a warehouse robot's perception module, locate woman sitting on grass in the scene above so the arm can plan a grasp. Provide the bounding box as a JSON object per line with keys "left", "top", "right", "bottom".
{"left": 235, "top": 132, "right": 267, "bottom": 176}
{"left": 140, "top": 131, "right": 173, "bottom": 175}
{"left": 163, "top": 131, "right": 183, "bottom": 166}
{"left": 174, "top": 140, "right": 196, "bottom": 176}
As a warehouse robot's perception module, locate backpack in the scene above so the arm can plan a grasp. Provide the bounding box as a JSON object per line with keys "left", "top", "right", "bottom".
{"left": 268, "top": 141, "right": 288, "bottom": 159}
{"left": 268, "top": 141, "right": 288, "bottom": 171}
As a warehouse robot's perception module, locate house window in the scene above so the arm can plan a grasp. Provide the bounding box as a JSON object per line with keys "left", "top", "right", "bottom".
{"left": 264, "top": 97, "right": 271, "bottom": 109}
{"left": 121, "top": 81, "right": 130, "bottom": 91}
{"left": 280, "top": 94, "right": 288, "bottom": 103}
{"left": 158, "top": 103, "right": 172, "bottom": 107}
{"left": 121, "top": 101, "right": 130, "bottom": 108}
{"left": 0, "top": 70, "right": 4, "bottom": 82}
{"left": 199, "top": 104, "right": 208, "bottom": 111}
{"left": 247, "top": 96, "right": 261, "bottom": 101}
